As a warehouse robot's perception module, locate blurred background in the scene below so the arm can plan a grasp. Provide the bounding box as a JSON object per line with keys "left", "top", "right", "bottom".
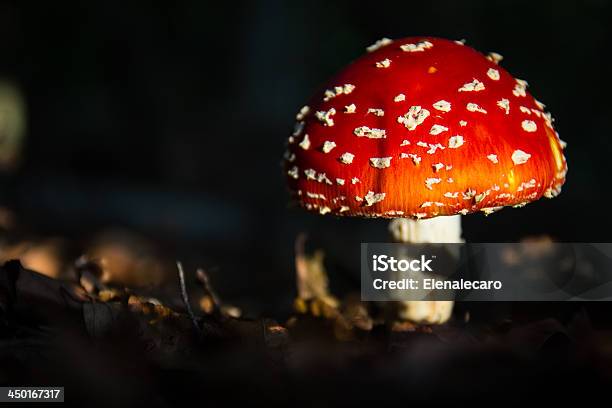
{"left": 0, "top": 0, "right": 610, "bottom": 317}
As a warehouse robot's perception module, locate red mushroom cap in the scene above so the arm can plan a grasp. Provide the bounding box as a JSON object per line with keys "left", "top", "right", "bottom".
{"left": 284, "top": 37, "right": 567, "bottom": 218}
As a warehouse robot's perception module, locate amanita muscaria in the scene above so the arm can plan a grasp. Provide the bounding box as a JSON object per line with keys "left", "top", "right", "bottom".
{"left": 283, "top": 37, "right": 567, "bottom": 324}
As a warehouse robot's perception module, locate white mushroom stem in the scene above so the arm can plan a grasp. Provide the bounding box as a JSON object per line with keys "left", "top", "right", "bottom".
{"left": 388, "top": 215, "right": 462, "bottom": 324}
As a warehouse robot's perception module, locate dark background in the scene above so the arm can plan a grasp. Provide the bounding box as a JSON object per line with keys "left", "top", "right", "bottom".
{"left": 0, "top": 0, "right": 610, "bottom": 315}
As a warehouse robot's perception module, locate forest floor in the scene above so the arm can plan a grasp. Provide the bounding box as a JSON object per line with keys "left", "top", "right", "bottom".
{"left": 1, "top": 250, "right": 612, "bottom": 406}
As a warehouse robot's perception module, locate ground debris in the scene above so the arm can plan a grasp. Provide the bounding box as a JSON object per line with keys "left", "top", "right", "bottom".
{"left": 291, "top": 235, "right": 376, "bottom": 341}
{"left": 2, "top": 255, "right": 612, "bottom": 405}
{"left": 0, "top": 260, "right": 282, "bottom": 350}
{"left": 195, "top": 267, "right": 242, "bottom": 318}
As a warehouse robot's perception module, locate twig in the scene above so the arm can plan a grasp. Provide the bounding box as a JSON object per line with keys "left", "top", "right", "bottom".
{"left": 176, "top": 261, "right": 200, "bottom": 336}
{"left": 196, "top": 268, "right": 220, "bottom": 308}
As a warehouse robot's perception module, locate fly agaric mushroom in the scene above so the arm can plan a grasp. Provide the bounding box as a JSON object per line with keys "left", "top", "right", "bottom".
{"left": 283, "top": 37, "right": 567, "bottom": 324}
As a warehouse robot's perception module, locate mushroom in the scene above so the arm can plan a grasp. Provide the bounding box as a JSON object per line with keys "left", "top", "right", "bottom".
{"left": 283, "top": 37, "right": 567, "bottom": 324}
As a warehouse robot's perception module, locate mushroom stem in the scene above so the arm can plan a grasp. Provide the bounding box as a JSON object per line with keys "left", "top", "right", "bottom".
{"left": 388, "top": 215, "right": 462, "bottom": 324}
